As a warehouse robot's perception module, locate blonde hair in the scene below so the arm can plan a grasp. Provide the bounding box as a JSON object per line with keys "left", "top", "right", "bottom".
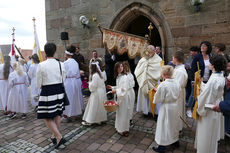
{"left": 18, "top": 58, "right": 26, "bottom": 65}
{"left": 13, "top": 62, "right": 23, "bottom": 76}
{"left": 161, "top": 65, "right": 174, "bottom": 78}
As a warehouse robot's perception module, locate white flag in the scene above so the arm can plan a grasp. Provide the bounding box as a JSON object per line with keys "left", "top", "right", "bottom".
{"left": 33, "top": 25, "right": 43, "bottom": 62}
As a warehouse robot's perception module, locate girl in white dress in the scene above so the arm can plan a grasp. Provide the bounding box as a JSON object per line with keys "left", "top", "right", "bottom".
{"left": 109, "top": 62, "right": 130, "bottom": 137}
{"left": 7, "top": 62, "right": 29, "bottom": 118}
{"left": 152, "top": 65, "right": 180, "bottom": 153}
{"left": 195, "top": 54, "right": 226, "bottom": 153}
{"left": 0, "top": 56, "right": 12, "bottom": 114}
{"left": 28, "top": 54, "right": 40, "bottom": 107}
{"left": 82, "top": 61, "right": 107, "bottom": 125}
{"left": 63, "top": 49, "right": 83, "bottom": 118}
{"left": 123, "top": 61, "right": 135, "bottom": 122}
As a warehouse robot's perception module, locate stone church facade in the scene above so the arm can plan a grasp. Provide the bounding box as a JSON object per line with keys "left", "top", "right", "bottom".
{"left": 45, "top": 0, "right": 230, "bottom": 62}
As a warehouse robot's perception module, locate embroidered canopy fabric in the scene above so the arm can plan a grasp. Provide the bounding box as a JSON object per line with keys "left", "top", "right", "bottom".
{"left": 103, "top": 28, "right": 148, "bottom": 59}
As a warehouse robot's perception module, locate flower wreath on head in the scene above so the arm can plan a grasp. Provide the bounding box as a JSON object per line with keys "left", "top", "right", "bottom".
{"left": 65, "top": 50, "right": 74, "bottom": 56}
{"left": 91, "top": 61, "right": 102, "bottom": 76}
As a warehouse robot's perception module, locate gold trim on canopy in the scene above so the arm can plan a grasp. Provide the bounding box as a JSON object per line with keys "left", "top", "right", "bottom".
{"left": 103, "top": 28, "right": 148, "bottom": 59}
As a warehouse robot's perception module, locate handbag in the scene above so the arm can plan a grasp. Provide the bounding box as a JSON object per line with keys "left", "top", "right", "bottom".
{"left": 58, "top": 61, "right": 70, "bottom": 106}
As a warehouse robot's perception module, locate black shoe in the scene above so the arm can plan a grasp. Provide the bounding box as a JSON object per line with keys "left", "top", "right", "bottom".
{"left": 154, "top": 115, "right": 158, "bottom": 122}
{"left": 152, "top": 145, "right": 165, "bottom": 153}
{"left": 55, "top": 138, "right": 66, "bottom": 149}
{"left": 172, "top": 141, "right": 180, "bottom": 148}
{"left": 50, "top": 137, "right": 57, "bottom": 145}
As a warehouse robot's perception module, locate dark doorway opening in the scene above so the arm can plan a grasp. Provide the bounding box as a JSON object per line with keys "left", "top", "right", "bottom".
{"left": 125, "top": 15, "right": 161, "bottom": 46}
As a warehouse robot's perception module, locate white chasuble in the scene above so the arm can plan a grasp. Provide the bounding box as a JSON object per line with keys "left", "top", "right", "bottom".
{"left": 134, "top": 54, "right": 162, "bottom": 114}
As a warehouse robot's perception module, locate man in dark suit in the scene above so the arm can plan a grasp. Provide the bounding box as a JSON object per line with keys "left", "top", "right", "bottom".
{"left": 104, "top": 49, "right": 116, "bottom": 86}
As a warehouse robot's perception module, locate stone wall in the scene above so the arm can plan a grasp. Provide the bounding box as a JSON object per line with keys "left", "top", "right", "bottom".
{"left": 45, "top": 0, "right": 230, "bottom": 62}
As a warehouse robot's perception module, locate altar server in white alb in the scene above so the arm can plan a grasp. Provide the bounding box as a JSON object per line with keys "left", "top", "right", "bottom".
{"left": 134, "top": 45, "right": 162, "bottom": 116}
{"left": 152, "top": 65, "right": 180, "bottom": 153}
{"left": 172, "top": 51, "right": 188, "bottom": 131}
{"left": 0, "top": 56, "right": 12, "bottom": 114}
{"left": 28, "top": 54, "right": 40, "bottom": 107}
{"left": 7, "top": 62, "right": 29, "bottom": 119}
{"left": 63, "top": 46, "right": 83, "bottom": 118}
{"left": 82, "top": 61, "right": 107, "bottom": 125}
{"left": 195, "top": 54, "right": 226, "bottom": 153}
{"left": 110, "top": 62, "right": 130, "bottom": 137}
{"left": 123, "top": 61, "right": 135, "bottom": 121}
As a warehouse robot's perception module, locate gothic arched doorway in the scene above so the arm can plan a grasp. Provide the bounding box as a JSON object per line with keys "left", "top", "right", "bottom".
{"left": 113, "top": 15, "right": 162, "bottom": 74}
{"left": 109, "top": 2, "right": 172, "bottom": 89}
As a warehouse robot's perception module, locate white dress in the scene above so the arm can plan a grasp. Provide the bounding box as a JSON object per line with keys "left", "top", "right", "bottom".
{"left": 153, "top": 79, "right": 180, "bottom": 145}
{"left": 173, "top": 64, "right": 188, "bottom": 130}
{"left": 195, "top": 73, "right": 225, "bottom": 153}
{"left": 82, "top": 73, "right": 107, "bottom": 123}
{"left": 0, "top": 64, "right": 11, "bottom": 110}
{"left": 135, "top": 54, "right": 162, "bottom": 115}
{"left": 115, "top": 74, "right": 130, "bottom": 133}
{"left": 7, "top": 71, "right": 29, "bottom": 113}
{"left": 28, "top": 63, "right": 40, "bottom": 106}
{"left": 63, "top": 58, "right": 83, "bottom": 117}
{"left": 126, "top": 72, "right": 135, "bottom": 120}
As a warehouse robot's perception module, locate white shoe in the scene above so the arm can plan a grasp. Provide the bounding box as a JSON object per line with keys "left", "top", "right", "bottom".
{"left": 82, "top": 121, "right": 91, "bottom": 126}
{"left": 186, "top": 110, "right": 192, "bottom": 118}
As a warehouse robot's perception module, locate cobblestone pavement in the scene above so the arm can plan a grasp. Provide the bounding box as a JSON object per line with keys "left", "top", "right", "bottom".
{"left": 0, "top": 97, "right": 229, "bottom": 153}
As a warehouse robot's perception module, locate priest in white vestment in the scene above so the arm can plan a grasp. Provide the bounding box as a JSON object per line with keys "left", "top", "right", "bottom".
{"left": 134, "top": 45, "right": 162, "bottom": 115}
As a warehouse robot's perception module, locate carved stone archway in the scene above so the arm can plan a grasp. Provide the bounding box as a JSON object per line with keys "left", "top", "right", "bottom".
{"left": 110, "top": 2, "right": 174, "bottom": 61}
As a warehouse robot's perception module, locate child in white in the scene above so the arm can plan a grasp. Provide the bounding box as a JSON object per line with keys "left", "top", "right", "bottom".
{"left": 7, "top": 62, "right": 29, "bottom": 118}
{"left": 82, "top": 62, "right": 107, "bottom": 125}
{"left": 63, "top": 50, "right": 83, "bottom": 118}
{"left": 172, "top": 51, "right": 188, "bottom": 131}
{"left": 195, "top": 54, "right": 226, "bottom": 153}
{"left": 28, "top": 54, "right": 40, "bottom": 107}
{"left": 109, "top": 62, "right": 130, "bottom": 137}
{"left": 123, "top": 61, "right": 135, "bottom": 121}
{"left": 153, "top": 66, "right": 180, "bottom": 152}
{"left": 0, "top": 56, "right": 12, "bottom": 113}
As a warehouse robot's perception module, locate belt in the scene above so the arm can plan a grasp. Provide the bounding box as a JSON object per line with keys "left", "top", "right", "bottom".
{"left": 66, "top": 76, "right": 80, "bottom": 79}
{"left": 14, "top": 83, "right": 25, "bottom": 86}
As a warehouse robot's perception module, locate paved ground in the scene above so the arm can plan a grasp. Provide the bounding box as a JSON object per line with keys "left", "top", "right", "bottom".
{"left": 0, "top": 97, "right": 229, "bottom": 153}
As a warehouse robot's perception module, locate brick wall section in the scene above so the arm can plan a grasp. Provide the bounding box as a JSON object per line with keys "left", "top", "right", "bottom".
{"left": 45, "top": 0, "right": 230, "bottom": 61}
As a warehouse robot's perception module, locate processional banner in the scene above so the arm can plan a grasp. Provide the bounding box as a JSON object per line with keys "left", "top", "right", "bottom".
{"left": 103, "top": 28, "right": 148, "bottom": 59}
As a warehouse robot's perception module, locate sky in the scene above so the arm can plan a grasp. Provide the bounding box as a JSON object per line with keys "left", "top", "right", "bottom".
{"left": 0, "top": 0, "right": 46, "bottom": 50}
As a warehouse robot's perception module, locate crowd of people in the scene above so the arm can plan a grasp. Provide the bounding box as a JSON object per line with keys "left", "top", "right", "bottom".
{"left": 0, "top": 41, "right": 229, "bottom": 152}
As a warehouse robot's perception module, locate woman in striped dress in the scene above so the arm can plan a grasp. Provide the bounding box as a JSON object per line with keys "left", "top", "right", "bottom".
{"left": 36, "top": 43, "right": 66, "bottom": 149}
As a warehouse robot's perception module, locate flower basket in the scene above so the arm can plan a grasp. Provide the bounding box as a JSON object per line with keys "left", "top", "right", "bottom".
{"left": 104, "top": 100, "right": 119, "bottom": 112}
